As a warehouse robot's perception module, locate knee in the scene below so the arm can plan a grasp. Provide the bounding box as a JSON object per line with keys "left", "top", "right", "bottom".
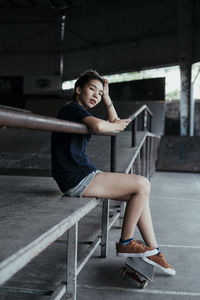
{"left": 137, "top": 175, "right": 151, "bottom": 196}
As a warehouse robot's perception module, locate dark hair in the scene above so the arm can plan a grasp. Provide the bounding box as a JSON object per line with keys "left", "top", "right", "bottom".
{"left": 72, "top": 70, "right": 104, "bottom": 100}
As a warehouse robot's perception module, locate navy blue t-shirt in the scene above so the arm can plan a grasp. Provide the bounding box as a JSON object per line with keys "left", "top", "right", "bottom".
{"left": 51, "top": 101, "right": 97, "bottom": 193}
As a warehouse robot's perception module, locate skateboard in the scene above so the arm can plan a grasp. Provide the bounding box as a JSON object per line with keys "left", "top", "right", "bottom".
{"left": 120, "top": 257, "right": 155, "bottom": 289}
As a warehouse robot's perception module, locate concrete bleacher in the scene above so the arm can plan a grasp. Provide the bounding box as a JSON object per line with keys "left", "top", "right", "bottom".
{"left": 0, "top": 175, "right": 102, "bottom": 298}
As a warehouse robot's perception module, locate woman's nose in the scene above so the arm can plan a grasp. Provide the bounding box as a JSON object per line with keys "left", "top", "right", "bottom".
{"left": 93, "top": 91, "right": 98, "bottom": 98}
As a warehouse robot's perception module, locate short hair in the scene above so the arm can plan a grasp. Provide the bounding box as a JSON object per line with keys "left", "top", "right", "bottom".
{"left": 72, "top": 70, "right": 104, "bottom": 99}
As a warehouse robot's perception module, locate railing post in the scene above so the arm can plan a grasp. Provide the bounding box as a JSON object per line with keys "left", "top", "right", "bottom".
{"left": 101, "top": 199, "right": 109, "bottom": 258}
{"left": 145, "top": 138, "right": 148, "bottom": 178}
{"left": 153, "top": 137, "right": 158, "bottom": 173}
{"left": 146, "top": 136, "right": 150, "bottom": 179}
{"left": 150, "top": 137, "right": 153, "bottom": 178}
{"left": 101, "top": 135, "right": 117, "bottom": 257}
{"left": 111, "top": 136, "right": 117, "bottom": 171}
{"left": 110, "top": 135, "right": 125, "bottom": 228}
{"left": 141, "top": 141, "right": 146, "bottom": 176}
{"left": 131, "top": 118, "right": 137, "bottom": 147}
{"left": 135, "top": 152, "right": 141, "bottom": 175}
{"left": 155, "top": 137, "right": 159, "bottom": 168}
{"left": 149, "top": 115, "right": 152, "bottom": 132}
{"left": 66, "top": 223, "right": 78, "bottom": 300}
{"left": 142, "top": 109, "right": 148, "bottom": 131}
{"left": 119, "top": 203, "right": 125, "bottom": 228}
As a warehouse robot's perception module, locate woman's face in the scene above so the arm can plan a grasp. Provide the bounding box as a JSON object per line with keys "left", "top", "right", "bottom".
{"left": 76, "top": 79, "right": 104, "bottom": 109}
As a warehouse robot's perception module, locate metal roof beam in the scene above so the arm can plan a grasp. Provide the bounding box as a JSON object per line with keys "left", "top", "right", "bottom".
{"left": 0, "top": 29, "right": 177, "bottom": 56}
{"left": 0, "top": 19, "right": 56, "bottom": 25}
{"left": 25, "top": 0, "right": 37, "bottom": 7}
{"left": 5, "top": 0, "right": 20, "bottom": 7}
{"left": 48, "top": 0, "right": 59, "bottom": 8}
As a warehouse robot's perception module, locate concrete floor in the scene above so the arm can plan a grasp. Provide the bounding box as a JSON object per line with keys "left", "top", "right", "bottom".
{"left": 76, "top": 171, "right": 200, "bottom": 300}
{"left": 1, "top": 171, "right": 200, "bottom": 300}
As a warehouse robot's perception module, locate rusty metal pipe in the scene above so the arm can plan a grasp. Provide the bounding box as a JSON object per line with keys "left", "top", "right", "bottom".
{"left": 0, "top": 104, "right": 153, "bottom": 136}
{"left": 0, "top": 106, "right": 116, "bottom": 136}
{"left": 0, "top": 106, "right": 89, "bottom": 135}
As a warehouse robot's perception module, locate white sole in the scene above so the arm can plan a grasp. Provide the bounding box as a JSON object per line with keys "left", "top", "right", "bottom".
{"left": 116, "top": 248, "right": 158, "bottom": 258}
{"left": 142, "top": 257, "right": 176, "bottom": 276}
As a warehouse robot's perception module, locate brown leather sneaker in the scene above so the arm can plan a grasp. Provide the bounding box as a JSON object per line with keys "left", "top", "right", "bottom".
{"left": 142, "top": 253, "right": 176, "bottom": 275}
{"left": 116, "top": 240, "right": 158, "bottom": 257}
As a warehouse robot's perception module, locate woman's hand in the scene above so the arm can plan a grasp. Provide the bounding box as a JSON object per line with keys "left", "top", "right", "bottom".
{"left": 113, "top": 118, "right": 131, "bottom": 131}
{"left": 102, "top": 78, "right": 109, "bottom": 97}
{"left": 102, "top": 78, "right": 112, "bottom": 108}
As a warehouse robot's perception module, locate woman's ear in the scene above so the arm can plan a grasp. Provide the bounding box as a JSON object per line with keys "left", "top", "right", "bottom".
{"left": 75, "top": 86, "right": 81, "bottom": 95}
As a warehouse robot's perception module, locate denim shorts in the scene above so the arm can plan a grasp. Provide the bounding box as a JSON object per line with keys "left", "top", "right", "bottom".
{"left": 65, "top": 170, "right": 102, "bottom": 197}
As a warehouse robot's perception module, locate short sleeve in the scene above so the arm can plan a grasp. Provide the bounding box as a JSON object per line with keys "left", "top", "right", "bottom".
{"left": 58, "top": 102, "right": 92, "bottom": 123}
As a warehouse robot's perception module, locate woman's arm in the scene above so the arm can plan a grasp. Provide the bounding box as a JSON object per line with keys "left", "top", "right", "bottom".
{"left": 102, "top": 79, "right": 119, "bottom": 123}
{"left": 82, "top": 115, "right": 130, "bottom": 133}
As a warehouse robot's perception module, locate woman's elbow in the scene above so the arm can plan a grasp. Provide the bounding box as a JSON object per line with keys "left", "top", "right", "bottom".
{"left": 92, "top": 121, "right": 107, "bottom": 133}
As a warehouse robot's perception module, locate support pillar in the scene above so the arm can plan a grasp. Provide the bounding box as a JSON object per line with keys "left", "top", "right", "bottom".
{"left": 180, "top": 63, "right": 192, "bottom": 136}
{"left": 177, "top": 0, "right": 194, "bottom": 136}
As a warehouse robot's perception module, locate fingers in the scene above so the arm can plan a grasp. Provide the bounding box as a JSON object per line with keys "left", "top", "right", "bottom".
{"left": 122, "top": 118, "right": 131, "bottom": 130}
{"left": 114, "top": 119, "right": 131, "bottom": 130}
{"left": 119, "top": 120, "right": 129, "bottom": 130}
{"left": 102, "top": 78, "right": 108, "bottom": 84}
{"left": 125, "top": 118, "right": 131, "bottom": 124}
{"left": 121, "top": 119, "right": 131, "bottom": 126}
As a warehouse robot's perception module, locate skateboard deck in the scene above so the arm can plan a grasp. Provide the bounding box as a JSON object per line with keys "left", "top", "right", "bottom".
{"left": 120, "top": 257, "right": 155, "bottom": 289}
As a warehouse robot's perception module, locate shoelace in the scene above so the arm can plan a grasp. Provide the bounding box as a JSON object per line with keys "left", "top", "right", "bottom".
{"left": 159, "top": 254, "right": 172, "bottom": 268}
{"left": 151, "top": 253, "right": 172, "bottom": 268}
{"left": 130, "top": 240, "right": 150, "bottom": 251}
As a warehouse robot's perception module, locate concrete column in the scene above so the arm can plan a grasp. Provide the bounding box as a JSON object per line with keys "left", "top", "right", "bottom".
{"left": 180, "top": 63, "right": 191, "bottom": 136}
{"left": 177, "top": 0, "right": 194, "bottom": 136}
{"left": 190, "top": 82, "right": 195, "bottom": 136}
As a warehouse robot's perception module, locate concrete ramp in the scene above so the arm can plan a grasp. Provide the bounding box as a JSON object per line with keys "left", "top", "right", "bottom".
{"left": 157, "top": 136, "right": 200, "bottom": 172}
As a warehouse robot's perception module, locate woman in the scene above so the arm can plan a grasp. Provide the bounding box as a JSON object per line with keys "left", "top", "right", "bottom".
{"left": 51, "top": 70, "right": 176, "bottom": 275}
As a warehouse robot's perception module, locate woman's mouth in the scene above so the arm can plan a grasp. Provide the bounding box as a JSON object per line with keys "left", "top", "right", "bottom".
{"left": 90, "top": 99, "right": 96, "bottom": 105}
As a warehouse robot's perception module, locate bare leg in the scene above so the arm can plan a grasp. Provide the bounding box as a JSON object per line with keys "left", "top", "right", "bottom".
{"left": 137, "top": 202, "right": 157, "bottom": 247}
{"left": 83, "top": 172, "right": 158, "bottom": 248}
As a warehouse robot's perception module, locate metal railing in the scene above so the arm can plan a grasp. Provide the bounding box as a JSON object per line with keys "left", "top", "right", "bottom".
{"left": 0, "top": 104, "right": 160, "bottom": 299}
{"left": 0, "top": 105, "right": 115, "bottom": 136}
{"left": 110, "top": 104, "right": 153, "bottom": 172}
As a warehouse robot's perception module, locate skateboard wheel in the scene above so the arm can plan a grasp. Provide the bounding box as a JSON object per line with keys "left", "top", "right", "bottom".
{"left": 140, "top": 280, "right": 148, "bottom": 289}
{"left": 120, "top": 267, "right": 127, "bottom": 276}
